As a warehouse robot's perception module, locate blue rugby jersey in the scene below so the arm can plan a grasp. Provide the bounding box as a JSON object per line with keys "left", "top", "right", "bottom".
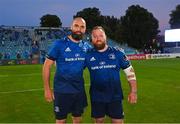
{"left": 47, "top": 37, "right": 89, "bottom": 93}
{"left": 85, "top": 47, "right": 131, "bottom": 103}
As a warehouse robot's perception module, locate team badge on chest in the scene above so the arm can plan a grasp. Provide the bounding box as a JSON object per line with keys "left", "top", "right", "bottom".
{"left": 108, "top": 53, "right": 116, "bottom": 59}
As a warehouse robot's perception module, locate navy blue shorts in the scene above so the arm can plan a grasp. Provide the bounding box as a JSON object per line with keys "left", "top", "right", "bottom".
{"left": 91, "top": 100, "right": 124, "bottom": 119}
{"left": 54, "top": 92, "right": 87, "bottom": 120}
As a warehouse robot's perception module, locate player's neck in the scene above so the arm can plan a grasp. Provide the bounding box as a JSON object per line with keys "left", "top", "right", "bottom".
{"left": 98, "top": 45, "right": 108, "bottom": 52}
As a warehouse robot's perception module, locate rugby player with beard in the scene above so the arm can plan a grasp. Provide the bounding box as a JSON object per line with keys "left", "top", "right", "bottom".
{"left": 43, "top": 17, "right": 88, "bottom": 124}
{"left": 85, "top": 26, "right": 137, "bottom": 124}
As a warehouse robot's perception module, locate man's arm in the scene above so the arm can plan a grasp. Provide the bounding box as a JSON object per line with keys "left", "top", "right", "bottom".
{"left": 42, "top": 58, "right": 55, "bottom": 102}
{"left": 123, "top": 65, "right": 137, "bottom": 104}
{"left": 128, "top": 80, "right": 137, "bottom": 104}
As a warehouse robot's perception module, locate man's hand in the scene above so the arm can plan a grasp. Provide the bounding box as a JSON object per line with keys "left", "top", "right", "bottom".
{"left": 128, "top": 92, "right": 137, "bottom": 104}
{"left": 44, "top": 89, "right": 54, "bottom": 102}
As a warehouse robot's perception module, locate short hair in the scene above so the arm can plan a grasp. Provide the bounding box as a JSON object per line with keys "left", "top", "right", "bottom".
{"left": 91, "top": 26, "right": 105, "bottom": 33}
{"left": 91, "top": 26, "right": 107, "bottom": 42}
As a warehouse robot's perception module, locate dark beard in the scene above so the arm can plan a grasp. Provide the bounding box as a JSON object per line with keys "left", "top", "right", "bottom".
{"left": 71, "top": 32, "right": 83, "bottom": 41}
{"left": 94, "top": 43, "right": 106, "bottom": 50}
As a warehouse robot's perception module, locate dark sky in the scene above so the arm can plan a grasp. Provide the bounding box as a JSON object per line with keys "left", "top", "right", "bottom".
{"left": 0, "top": 0, "right": 179, "bottom": 35}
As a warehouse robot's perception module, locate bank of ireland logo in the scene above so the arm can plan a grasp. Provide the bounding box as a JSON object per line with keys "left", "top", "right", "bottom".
{"left": 75, "top": 53, "right": 80, "bottom": 57}
{"left": 99, "top": 61, "right": 105, "bottom": 65}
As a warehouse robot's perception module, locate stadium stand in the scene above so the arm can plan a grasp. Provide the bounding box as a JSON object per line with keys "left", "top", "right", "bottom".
{"left": 0, "top": 26, "right": 70, "bottom": 60}
{"left": 0, "top": 26, "right": 136, "bottom": 63}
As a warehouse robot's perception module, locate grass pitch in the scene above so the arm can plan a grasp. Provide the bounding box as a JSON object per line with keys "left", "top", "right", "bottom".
{"left": 0, "top": 58, "right": 180, "bottom": 123}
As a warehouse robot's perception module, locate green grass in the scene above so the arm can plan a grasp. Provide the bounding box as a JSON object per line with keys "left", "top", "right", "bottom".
{"left": 0, "top": 58, "right": 180, "bottom": 123}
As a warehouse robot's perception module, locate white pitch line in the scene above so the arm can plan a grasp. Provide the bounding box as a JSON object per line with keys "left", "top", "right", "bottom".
{"left": 0, "top": 73, "right": 42, "bottom": 78}
{"left": 0, "top": 71, "right": 56, "bottom": 78}
{"left": 0, "top": 84, "right": 90, "bottom": 94}
{"left": 0, "top": 88, "right": 43, "bottom": 94}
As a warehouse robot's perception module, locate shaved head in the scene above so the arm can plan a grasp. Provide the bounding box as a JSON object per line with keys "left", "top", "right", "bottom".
{"left": 70, "top": 17, "right": 86, "bottom": 41}
{"left": 72, "top": 17, "right": 86, "bottom": 25}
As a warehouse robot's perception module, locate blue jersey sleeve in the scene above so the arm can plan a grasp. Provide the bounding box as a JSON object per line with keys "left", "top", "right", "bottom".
{"left": 46, "top": 40, "right": 60, "bottom": 61}
{"left": 117, "top": 50, "right": 131, "bottom": 69}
